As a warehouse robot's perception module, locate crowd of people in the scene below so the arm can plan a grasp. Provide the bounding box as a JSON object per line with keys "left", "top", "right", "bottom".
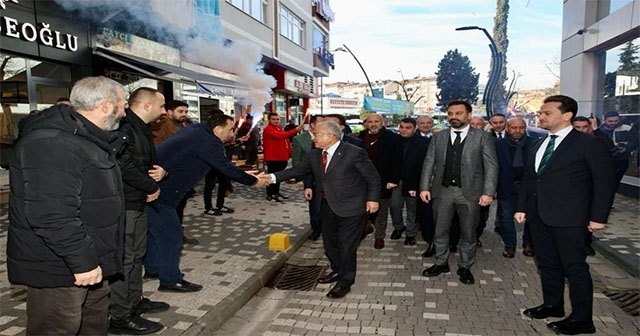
{"left": 5, "top": 74, "right": 633, "bottom": 336}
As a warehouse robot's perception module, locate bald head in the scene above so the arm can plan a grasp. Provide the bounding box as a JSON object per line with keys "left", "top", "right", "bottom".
{"left": 365, "top": 113, "right": 384, "bottom": 134}
{"left": 470, "top": 116, "right": 485, "bottom": 130}
{"left": 506, "top": 118, "right": 527, "bottom": 140}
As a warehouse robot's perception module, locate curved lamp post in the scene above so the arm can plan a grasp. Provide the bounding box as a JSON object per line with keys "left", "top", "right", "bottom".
{"left": 333, "top": 44, "right": 375, "bottom": 96}
{"left": 455, "top": 26, "right": 503, "bottom": 117}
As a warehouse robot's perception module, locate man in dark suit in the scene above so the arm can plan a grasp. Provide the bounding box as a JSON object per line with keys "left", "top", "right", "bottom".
{"left": 515, "top": 95, "right": 617, "bottom": 335}
{"left": 358, "top": 113, "right": 402, "bottom": 249}
{"left": 266, "top": 120, "right": 380, "bottom": 299}
{"left": 419, "top": 100, "right": 498, "bottom": 285}
{"left": 495, "top": 118, "right": 535, "bottom": 258}
{"left": 489, "top": 113, "right": 507, "bottom": 139}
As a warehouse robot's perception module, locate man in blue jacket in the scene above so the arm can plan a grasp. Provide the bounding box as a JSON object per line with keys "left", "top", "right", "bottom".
{"left": 143, "top": 112, "right": 268, "bottom": 292}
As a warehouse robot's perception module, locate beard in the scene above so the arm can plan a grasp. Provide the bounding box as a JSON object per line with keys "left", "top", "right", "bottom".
{"left": 449, "top": 118, "right": 466, "bottom": 128}
{"left": 104, "top": 106, "right": 123, "bottom": 131}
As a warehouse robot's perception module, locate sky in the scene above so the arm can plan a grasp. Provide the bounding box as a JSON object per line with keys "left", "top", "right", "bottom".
{"left": 326, "top": 0, "right": 563, "bottom": 90}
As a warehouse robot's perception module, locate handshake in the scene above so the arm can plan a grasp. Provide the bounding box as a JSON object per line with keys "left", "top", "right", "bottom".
{"left": 247, "top": 171, "right": 274, "bottom": 188}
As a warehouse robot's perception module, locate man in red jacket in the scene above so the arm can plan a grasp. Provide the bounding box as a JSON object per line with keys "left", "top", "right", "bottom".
{"left": 262, "top": 112, "right": 303, "bottom": 202}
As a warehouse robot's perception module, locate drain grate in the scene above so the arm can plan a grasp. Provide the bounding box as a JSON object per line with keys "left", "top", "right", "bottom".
{"left": 602, "top": 290, "right": 640, "bottom": 316}
{"left": 268, "top": 264, "right": 326, "bottom": 291}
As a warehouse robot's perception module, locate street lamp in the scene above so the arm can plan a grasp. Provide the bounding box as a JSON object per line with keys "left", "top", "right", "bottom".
{"left": 332, "top": 44, "right": 375, "bottom": 96}
{"left": 455, "top": 26, "right": 503, "bottom": 117}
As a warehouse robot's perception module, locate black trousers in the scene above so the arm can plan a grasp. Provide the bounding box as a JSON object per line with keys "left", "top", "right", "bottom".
{"left": 529, "top": 207, "right": 593, "bottom": 321}
{"left": 320, "top": 199, "right": 366, "bottom": 287}
{"left": 204, "top": 168, "right": 231, "bottom": 210}
{"left": 417, "top": 200, "right": 435, "bottom": 243}
{"left": 244, "top": 144, "right": 258, "bottom": 165}
{"left": 266, "top": 161, "right": 288, "bottom": 196}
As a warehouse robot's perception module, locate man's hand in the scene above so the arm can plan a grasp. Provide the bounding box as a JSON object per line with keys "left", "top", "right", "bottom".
{"left": 514, "top": 212, "right": 526, "bottom": 224}
{"left": 408, "top": 190, "right": 416, "bottom": 197}
{"left": 366, "top": 201, "right": 379, "bottom": 213}
{"left": 74, "top": 266, "right": 102, "bottom": 286}
{"left": 386, "top": 183, "right": 398, "bottom": 189}
{"left": 146, "top": 189, "right": 160, "bottom": 202}
{"left": 420, "top": 191, "right": 431, "bottom": 203}
{"left": 589, "top": 116, "right": 598, "bottom": 130}
{"left": 148, "top": 165, "right": 166, "bottom": 182}
{"left": 296, "top": 123, "right": 305, "bottom": 131}
{"left": 588, "top": 221, "right": 606, "bottom": 232}
{"left": 478, "top": 194, "right": 493, "bottom": 207}
{"left": 238, "top": 135, "right": 250, "bottom": 142}
{"left": 304, "top": 188, "right": 313, "bottom": 200}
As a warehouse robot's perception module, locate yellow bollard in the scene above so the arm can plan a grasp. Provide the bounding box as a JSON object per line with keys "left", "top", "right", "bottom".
{"left": 268, "top": 233, "right": 290, "bottom": 251}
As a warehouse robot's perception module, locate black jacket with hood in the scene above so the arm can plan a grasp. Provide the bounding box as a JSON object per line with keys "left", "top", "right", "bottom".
{"left": 7, "top": 104, "right": 126, "bottom": 288}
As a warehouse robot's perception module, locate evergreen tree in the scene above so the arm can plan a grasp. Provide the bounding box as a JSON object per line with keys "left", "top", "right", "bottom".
{"left": 435, "top": 49, "right": 479, "bottom": 106}
{"left": 492, "top": 0, "right": 509, "bottom": 101}
{"left": 618, "top": 41, "right": 639, "bottom": 73}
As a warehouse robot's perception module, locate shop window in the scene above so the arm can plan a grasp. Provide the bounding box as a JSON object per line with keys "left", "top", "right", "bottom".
{"left": 599, "top": 37, "right": 640, "bottom": 178}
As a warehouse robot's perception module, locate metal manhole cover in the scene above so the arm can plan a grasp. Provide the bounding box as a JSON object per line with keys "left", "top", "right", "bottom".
{"left": 602, "top": 290, "right": 639, "bottom": 316}
{"left": 268, "top": 264, "right": 326, "bottom": 291}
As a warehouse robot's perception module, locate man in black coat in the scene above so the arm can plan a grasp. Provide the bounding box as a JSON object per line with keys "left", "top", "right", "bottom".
{"left": 267, "top": 121, "right": 380, "bottom": 299}
{"left": 7, "top": 76, "right": 127, "bottom": 335}
{"left": 515, "top": 95, "right": 617, "bottom": 335}
{"left": 389, "top": 118, "right": 429, "bottom": 246}
{"left": 109, "top": 88, "right": 169, "bottom": 335}
{"left": 358, "top": 113, "right": 402, "bottom": 249}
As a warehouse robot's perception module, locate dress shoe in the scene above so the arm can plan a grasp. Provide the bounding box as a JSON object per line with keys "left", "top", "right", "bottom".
{"left": 276, "top": 193, "right": 289, "bottom": 199}
{"left": 143, "top": 271, "right": 158, "bottom": 279}
{"left": 523, "top": 244, "right": 534, "bottom": 257}
{"left": 158, "top": 279, "right": 203, "bottom": 293}
{"left": 422, "top": 263, "right": 450, "bottom": 277}
{"left": 326, "top": 285, "right": 351, "bottom": 299}
{"left": 360, "top": 224, "right": 374, "bottom": 241}
{"left": 390, "top": 227, "right": 406, "bottom": 240}
{"left": 183, "top": 235, "right": 199, "bottom": 245}
{"left": 502, "top": 247, "right": 516, "bottom": 258}
{"left": 133, "top": 298, "right": 169, "bottom": 315}
{"left": 421, "top": 244, "right": 435, "bottom": 258}
{"left": 477, "top": 240, "right": 482, "bottom": 247}
{"left": 586, "top": 245, "right": 596, "bottom": 256}
{"left": 108, "top": 315, "right": 163, "bottom": 335}
{"left": 457, "top": 267, "right": 475, "bottom": 285}
{"left": 374, "top": 238, "right": 385, "bottom": 249}
{"left": 547, "top": 318, "right": 595, "bottom": 335}
{"left": 404, "top": 236, "right": 416, "bottom": 245}
{"left": 523, "top": 304, "right": 565, "bottom": 319}
{"left": 266, "top": 195, "right": 283, "bottom": 202}
{"left": 449, "top": 245, "right": 457, "bottom": 253}
{"left": 309, "top": 230, "right": 321, "bottom": 241}
{"left": 317, "top": 271, "right": 339, "bottom": 284}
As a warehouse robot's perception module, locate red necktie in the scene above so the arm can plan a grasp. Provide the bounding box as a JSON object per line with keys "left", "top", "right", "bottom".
{"left": 322, "top": 150, "right": 328, "bottom": 173}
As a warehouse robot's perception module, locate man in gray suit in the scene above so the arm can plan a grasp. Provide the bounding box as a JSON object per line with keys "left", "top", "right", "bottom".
{"left": 265, "top": 121, "right": 380, "bottom": 298}
{"left": 419, "top": 100, "right": 498, "bottom": 285}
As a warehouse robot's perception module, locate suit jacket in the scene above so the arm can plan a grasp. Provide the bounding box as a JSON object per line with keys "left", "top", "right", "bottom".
{"left": 420, "top": 127, "right": 498, "bottom": 201}
{"left": 274, "top": 142, "right": 381, "bottom": 217}
{"left": 359, "top": 128, "right": 403, "bottom": 198}
{"left": 400, "top": 133, "right": 430, "bottom": 196}
{"left": 517, "top": 129, "right": 617, "bottom": 227}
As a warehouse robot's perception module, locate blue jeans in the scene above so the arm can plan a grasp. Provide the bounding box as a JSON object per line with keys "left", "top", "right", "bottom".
{"left": 498, "top": 185, "right": 531, "bottom": 248}
{"left": 143, "top": 203, "right": 184, "bottom": 286}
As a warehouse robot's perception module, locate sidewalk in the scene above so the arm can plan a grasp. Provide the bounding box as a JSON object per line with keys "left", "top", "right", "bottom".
{"left": 0, "top": 183, "right": 638, "bottom": 335}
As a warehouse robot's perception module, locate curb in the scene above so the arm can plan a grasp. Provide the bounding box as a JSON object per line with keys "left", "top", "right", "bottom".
{"left": 182, "top": 228, "right": 311, "bottom": 335}
{"left": 593, "top": 237, "right": 640, "bottom": 279}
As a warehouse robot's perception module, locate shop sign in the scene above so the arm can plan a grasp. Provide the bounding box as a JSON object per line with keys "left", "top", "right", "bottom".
{"left": 95, "top": 26, "right": 180, "bottom": 66}
{"left": 285, "top": 71, "right": 312, "bottom": 95}
{"left": 0, "top": 0, "right": 79, "bottom": 51}
{"left": 363, "top": 96, "right": 414, "bottom": 115}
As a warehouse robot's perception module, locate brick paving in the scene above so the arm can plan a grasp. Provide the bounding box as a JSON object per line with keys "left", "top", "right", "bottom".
{"left": 0, "top": 182, "right": 638, "bottom": 336}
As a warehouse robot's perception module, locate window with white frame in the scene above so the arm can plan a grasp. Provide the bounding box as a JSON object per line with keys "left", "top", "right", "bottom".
{"left": 227, "top": 0, "right": 267, "bottom": 23}
{"left": 280, "top": 6, "right": 304, "bottom": 46}
{"left": 312, "top": 26, "right": 327, "bottom": 54}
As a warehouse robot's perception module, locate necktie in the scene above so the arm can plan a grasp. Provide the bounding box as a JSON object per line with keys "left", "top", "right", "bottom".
{"left": 322, "top": 150, "right": 328, "bottom": 173}
{"left": 498, "top": 132, "right": 503, "bottom": 139}
{"left": 453, "top": 131, "right": 462, "bottom": 148}
{"left": 538, "top": 135, "right": 558, "bottom": 173}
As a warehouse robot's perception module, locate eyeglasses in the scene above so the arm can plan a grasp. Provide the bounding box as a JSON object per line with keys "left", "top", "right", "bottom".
{"left": 311, "top": 132, "right": 331, "bottom": 137}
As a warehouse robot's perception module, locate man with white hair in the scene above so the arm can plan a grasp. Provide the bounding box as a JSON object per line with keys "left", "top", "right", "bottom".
{"left": 8, "top": 76, "right": 127, "bottom": 335}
